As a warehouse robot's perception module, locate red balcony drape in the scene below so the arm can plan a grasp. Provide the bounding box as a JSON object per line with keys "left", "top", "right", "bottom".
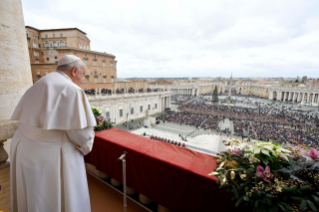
{"left": 85, "top": 128, "right": 243, "bottom": 212}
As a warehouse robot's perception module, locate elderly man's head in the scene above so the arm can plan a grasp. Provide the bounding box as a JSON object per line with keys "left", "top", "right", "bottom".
{"left": 57, "top": 55, "right": 87, "bottom": 86}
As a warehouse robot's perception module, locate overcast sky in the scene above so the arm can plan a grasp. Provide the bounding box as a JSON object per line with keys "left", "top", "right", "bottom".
{"left": 22, "top": 0, "right": 319, "bottom": 78}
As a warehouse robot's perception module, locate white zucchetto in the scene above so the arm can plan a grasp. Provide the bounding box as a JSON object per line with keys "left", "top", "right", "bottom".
{"left": 58, "top": 55, "right": 82, "bottom": 66}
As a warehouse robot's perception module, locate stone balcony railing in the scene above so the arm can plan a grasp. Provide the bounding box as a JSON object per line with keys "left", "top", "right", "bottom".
{"left": 0, "top": 120, "right": 19, "bottom": 211}
{"left": 0, "top": 120, "right": 19, "bottom": 167}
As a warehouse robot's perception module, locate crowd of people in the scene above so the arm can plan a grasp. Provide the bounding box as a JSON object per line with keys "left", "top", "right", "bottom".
{"left": 157, "top": 97, "right": 319, "bottom": 149}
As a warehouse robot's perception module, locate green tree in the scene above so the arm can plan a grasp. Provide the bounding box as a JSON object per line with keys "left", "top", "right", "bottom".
{"left": 212, "top": 86, "right": 219, "bottom": 103}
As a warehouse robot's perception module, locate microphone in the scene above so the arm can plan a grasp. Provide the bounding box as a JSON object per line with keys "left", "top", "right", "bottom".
{"left": 118, "top": 151, "right": 128, "bottom": 161}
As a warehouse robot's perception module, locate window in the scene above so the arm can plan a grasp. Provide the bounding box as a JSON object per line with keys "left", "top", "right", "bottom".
{"left": 34, "top": 52, "right": 39, "bottom": 57}
{"left": 84, "top": 59, "right": 88, "bottom": 65}
{"left": 45, "top": 34, "right": 48, "bottom": 38}
{"left": 82, "top": 36, "right": 84, "bottom": 40}
{"left": 84, "top": 45, "right": 86, "bottom": 49}
{"left": 60, "top": 41, "right": 64, "bottom": 47}
{"left": 90, "top": 72, "right": 93, "bottom": 76}
{"left": 140, "top": 106, "right": 143, "bottom": 112}
{"left": 99, "top": 73, "right": 102, "bottom": 76}
{"left": 111, "top": 61, "right": 113, "bottom": 67}
{"left": 60, "top": 33, "right": 63, "bottom": 37}
{"left": 45, "top": 41, "right": 49, "bottom": 47}
{"left": 103, "top": 78, "right": 106, "bottom": 82}
{"left": 53, "top": 41, "right": 57, "bottom": 48}
{"left": 103, "top": 62, "right": 105, "bottom": 67}
{"left": 119, "top": 109, "right": 123, "bottom": 117}
{"left": 55, "top": 56, "right": 58, "bottom": 59}
{"left": 105, "top": 111, "right": 110, "bottom": 118}
{"left": 94, "top": 61, "right": 97, "bottom": 66}
{"left": 33, "top": 43, "right": 37, "bottom": 48}
{"left": 78, "top": 34, "right": 80, "bottom": 38}
{"left": 47, "top": 58, "right": 49, "bottom": 61}
{"left": 42, "top": 52, "right": 44, "bottom": 55}
{"left": 74, "top": 52, "right": 77, "bottom": 55}
{"left": 37, "top": 70, "right": 40, "bottom": 74}
{"left": 111, "top": 77, "right": 114, "bottom": 82}
{"left": 39, "top": 44, "right": 41, "bottom": 48}
{"left": 79, "top": 44, "right": 82, "bottom": 49}
{"left": 64, "top": 52, "right": 66, "bottom": 55}
{"left": 53, "top": 34, "right": 55, "bottom": 38}
{"left": 45, "top": 70, "right": 48, "bottom": 75}
{"left": 95, "top": 78, "right": 97, "bottom": 82}
{"left": 155, "top": 103, "right": 157, "bottom": 109}
{"left": 131, "top": 107, "right": 134, "bottom": 114}
{"left": 148, "top": 104, "right": 151, "bottom": 110}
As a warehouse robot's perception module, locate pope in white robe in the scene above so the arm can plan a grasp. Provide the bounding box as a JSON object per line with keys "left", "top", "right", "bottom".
{"left": 10, "top": 55, "right": 97, "bottom": 212}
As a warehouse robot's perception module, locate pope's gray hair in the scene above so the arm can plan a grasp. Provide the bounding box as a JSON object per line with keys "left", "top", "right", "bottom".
{"left": 56, "top": 60, "right": 84, "bottom": 72}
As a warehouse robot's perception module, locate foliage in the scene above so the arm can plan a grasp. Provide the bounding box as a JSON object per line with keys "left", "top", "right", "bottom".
{"left": 92, "top": 107, "right": 102, "bottom": 117}
{"left": 92, "top": 107, "right": 113, "bottom": 131}
{"left": 210, "top": 139, "right": 319, "bottom": 212}
{"left": 212, "top": 86, "right": 219, "bottom": 103}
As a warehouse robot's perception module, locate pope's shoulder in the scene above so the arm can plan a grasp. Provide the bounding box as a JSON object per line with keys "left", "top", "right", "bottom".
{"left": 35, "top": 71, "right": 84, "bottom": 93}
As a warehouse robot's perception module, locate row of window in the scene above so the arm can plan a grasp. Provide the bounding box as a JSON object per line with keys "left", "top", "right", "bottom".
{"left": 119, "top": 104, "right": 158, "bottom": 117}
{"left": 79, "top": 44, "right": 88, "bottom": 49}
{"left": 44, "top": 40, "right": 66, "bottom": 48}
{"left": 84, "top": 59, "right": 112, "bottom": 67}
{"left": 45, "top": 33, "right": 63, "bottom": 38}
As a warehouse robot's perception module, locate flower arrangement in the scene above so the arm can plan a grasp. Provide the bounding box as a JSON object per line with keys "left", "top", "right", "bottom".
{"left": 210, "top": 138, "right": 319, "bottom": 212}
{"left": 91, "top": 107, "right": 113, "bottom": 131}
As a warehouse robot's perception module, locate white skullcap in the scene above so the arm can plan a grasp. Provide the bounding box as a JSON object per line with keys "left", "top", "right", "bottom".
{"left": 58, "top": 55, "right": 82, "bottom": 66}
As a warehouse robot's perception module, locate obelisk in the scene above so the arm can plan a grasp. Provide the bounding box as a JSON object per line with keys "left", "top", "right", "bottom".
{"left": 228, "top": 72, "right": 232, "bottom": 103}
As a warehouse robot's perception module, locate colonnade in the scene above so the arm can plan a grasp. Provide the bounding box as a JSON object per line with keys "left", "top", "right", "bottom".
{"left": 171, "top": 88, "right": 198, "bottom": 96}
{"left": 270, "top": 89, "right": 319, "bottom": 106}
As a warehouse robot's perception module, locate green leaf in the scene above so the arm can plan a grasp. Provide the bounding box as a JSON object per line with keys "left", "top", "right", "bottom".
{"left": 243, "top": 195, "right": 250, "bottom": 201}
{"left": 300, "top": 185, "right": 311, "bottom": 191}
{"left": 236, "top": 168, "right": 245, "bottom": 172}
{"left": 266, "top": 194, "right": 272, "bottom": 205}
{"left": 307, "top": 200, "right": 317, "bottom": 212}
{"left": 235, "top": 197, "right": 244, "bottom": 207}
{"left": 276, "top": 203, "right": 286, "bottom": 212}
{"left": 219, "top": 184, "right": 232, "bottom": 189}
{"left": 300, "top": 200, "right": 307, "bottom": 211}
{"left": 255, "top": 200, "right": 260, "bottom": 208}
{"left": 288, "top": 185, "right": 297, "bottom": 192}
{"left": 311, "top": 195, "right": 319, "bottom": 204}
{"left": 291, "top": 196, "right": 303, "bottom": 201}
{"left": 232, "top": 185, "right": 239, "bottom": 199}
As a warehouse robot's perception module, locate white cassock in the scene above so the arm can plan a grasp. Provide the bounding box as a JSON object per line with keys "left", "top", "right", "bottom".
{"left": 10, "top": 71, "right": 97, "bottom": 212}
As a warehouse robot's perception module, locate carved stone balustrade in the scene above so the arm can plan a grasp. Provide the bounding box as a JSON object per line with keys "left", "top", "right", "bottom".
{"left": 0, "top": 120, "right": 19, "bottom": 168}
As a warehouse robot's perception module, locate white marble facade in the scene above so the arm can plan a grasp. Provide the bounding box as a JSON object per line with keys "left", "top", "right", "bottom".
{"left": 88, "top": 91, "right": 171, "bottom": 124}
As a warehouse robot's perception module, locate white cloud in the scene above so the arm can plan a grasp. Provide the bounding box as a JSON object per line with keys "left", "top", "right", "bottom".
{"left": 22, "top": 0, "right": 319, "bottom": 78}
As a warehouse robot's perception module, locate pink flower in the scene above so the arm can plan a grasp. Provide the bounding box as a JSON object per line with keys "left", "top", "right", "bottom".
{"left": 307, "top": 148, "right": 319, "bottom": 161}
{"left": 255, "top": 166, "right": 274, "bottom": 183}
{"left": 231, "top": 149, "right": 241, "bottom": 155}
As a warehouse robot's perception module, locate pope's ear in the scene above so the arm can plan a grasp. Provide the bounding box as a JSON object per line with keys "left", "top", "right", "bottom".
{"left": 70, "top": 67, "right": 77, "bottom": 76}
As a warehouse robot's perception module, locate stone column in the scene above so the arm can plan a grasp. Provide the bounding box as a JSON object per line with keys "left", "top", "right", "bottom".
{"left": 0, "top": 0, "right": 33, "bottom": 120}
{"left": 308, "top": 93, "right": 311, "bottom": 103}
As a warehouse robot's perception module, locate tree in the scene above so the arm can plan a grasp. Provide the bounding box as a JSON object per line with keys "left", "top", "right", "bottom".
{"left": 212, "top": 86, "right": 219, "bottom": 103}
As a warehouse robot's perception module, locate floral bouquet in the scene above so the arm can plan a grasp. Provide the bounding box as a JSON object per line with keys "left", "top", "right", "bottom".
{"left": 210, "top": 138, "right": 319, "bottom": 212}
{"left": 91, "top": 107, "right": 113, "bottom": 131}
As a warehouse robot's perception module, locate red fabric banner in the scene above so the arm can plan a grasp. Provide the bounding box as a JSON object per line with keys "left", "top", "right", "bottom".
{"left": 85, "top": 128, "right": 244, "bottom": 212}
